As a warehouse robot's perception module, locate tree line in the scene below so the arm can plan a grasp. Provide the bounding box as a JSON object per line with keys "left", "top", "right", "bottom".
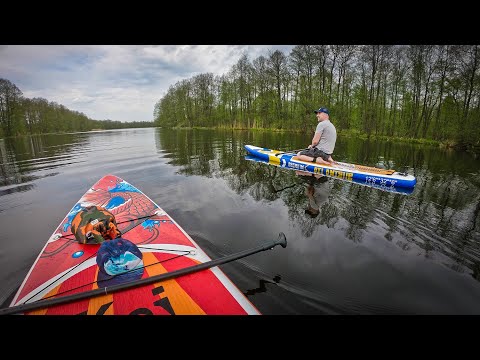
{"left": 0, "top": 78, "right": 153, "bottom": 138}
{"left": 154, "top": 45, "right": 480, "bottom": 152}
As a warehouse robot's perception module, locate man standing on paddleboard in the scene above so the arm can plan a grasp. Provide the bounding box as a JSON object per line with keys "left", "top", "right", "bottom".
{"left": 296, "top": 107, "right": 337, "bottom": 165}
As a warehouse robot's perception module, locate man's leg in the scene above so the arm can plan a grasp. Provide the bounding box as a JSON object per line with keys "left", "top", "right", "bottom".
{"left": 296, "top": 154, "right": 331, "bottom": 165}
{"left": 327, "top": 155, "right": 337, "bottom": 165}
{"left": 315, "top": 156, "right": 331, "bottom": 165}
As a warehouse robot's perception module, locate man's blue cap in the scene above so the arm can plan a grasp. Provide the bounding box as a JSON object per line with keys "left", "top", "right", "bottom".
{"left": 314, "top": 107, "right": 329, "bottom": 115}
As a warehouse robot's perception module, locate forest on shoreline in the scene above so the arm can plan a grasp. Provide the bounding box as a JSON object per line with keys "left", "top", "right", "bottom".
{"left": 0, "top": 78, "right": 153, "bottom": 138}
{"left": 2, "top": 45, "right": 479, "bottom": 154}
{"left": 153, "top": 45, "right": 480, "bottom": 153}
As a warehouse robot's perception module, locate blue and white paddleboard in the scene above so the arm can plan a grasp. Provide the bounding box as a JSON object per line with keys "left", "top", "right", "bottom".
{"left": 244, "top": 145, "right": 416, "bottom": 194}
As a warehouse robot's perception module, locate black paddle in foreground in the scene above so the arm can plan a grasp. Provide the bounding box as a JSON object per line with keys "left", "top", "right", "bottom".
{"left": 0, "top": 232, "right": 287, "bottom": 315}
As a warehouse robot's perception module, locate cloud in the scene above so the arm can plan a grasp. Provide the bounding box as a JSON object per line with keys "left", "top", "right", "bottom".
{"left": 0, "top": 45, "right": 294, "bottom": 122}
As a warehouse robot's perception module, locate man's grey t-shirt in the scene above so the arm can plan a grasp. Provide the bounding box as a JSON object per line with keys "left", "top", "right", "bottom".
{"left": 315, "top": 120, "right": 336, "bottom": 154}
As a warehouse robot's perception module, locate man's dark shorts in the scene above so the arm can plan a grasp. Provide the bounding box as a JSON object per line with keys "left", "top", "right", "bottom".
{"left": 299, "top": 147, "right": 331, "bottom": 161}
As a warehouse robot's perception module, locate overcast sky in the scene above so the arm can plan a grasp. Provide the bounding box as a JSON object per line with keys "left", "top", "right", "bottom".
{"left": 0, "top": 45, "right": 295, "bottom": 123}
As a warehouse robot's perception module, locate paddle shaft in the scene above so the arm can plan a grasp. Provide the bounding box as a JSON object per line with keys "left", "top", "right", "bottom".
{"left": 0, "top": 233, "right": 287, "bottom": 315}
{"left": 282, "top": 148, "right": 305, "bottom": 154}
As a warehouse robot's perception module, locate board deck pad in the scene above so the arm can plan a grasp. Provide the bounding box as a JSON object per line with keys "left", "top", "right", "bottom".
{"left": 10, "top": 175, "right": 260, "bottom": 315}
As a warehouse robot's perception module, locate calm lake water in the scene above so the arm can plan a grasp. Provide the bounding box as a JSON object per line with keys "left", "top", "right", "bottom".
{"left": 1, "top": 127, "right": 479, "bottom": 314}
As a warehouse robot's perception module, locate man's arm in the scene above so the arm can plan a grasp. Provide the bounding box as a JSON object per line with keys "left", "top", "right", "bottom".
{"left": 309, "top": 131, "right": 321, "bottom": 147}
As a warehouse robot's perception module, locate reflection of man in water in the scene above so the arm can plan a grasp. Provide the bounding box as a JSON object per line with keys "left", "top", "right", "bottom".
{"left": 296, "top": 171, "right": 329, "bottom": 218}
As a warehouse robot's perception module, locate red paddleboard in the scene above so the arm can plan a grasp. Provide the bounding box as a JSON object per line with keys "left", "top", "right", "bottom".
{"left": 8, "top": 174, "right": 262, "bottom": 315}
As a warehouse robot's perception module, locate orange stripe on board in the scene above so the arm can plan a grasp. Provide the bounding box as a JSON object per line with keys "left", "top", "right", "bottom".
{"left": 86, "top": 267, "right": 114, "bottom": 315}
{"left": 27, "top": 285, "right": 61, "bottom": 315}
{"left": 143, "top": 252, "right": 206, "bottom": 315}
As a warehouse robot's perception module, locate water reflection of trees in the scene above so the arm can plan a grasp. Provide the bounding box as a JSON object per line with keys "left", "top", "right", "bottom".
{"left": 155, "top": 128, "right": 480, "bottom": 279}
{"left": 0, "top": 133, "right": 86, "bottom": 190}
